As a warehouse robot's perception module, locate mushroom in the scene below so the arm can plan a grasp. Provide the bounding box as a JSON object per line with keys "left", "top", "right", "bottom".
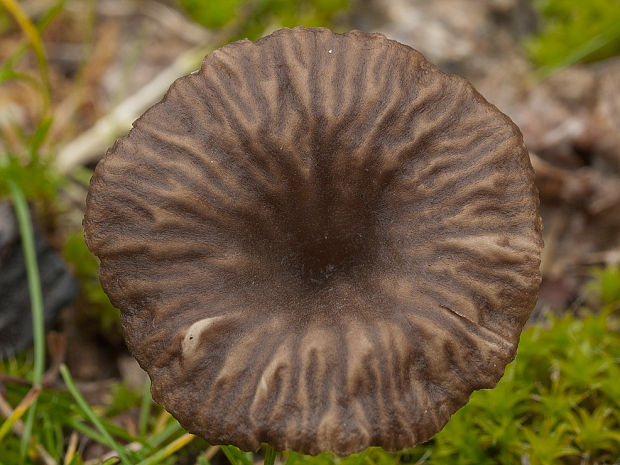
{"left": 84, "top": 27, "right": 542, "bottom": 456}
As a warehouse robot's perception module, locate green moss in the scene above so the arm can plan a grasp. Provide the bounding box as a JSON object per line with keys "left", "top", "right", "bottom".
{"left": 288, "top": 302, "right": 620, "bottom": 465}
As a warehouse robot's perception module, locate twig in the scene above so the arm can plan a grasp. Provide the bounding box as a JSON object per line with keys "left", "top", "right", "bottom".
{"left": 0, "top": 393, "right": 57, "bottom": 465}
{"left": 54, "top": 45, "right": 207, "bottom": 173}
{"left": 54, "top": 2, "right": 263, "bottom": 174}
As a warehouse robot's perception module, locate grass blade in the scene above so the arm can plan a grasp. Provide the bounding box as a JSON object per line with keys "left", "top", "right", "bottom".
{"left": 8, "top": 180, "right": 45, "bottom": 456}
{"left": 0, "top": 0, "right": 51, "bottom": 113}
{"left": 0, "top": 386, "right": 41, "bottom": 442}
{"left": 64, "top": 417, "right": 112, "bottom": 446}
{"left": 135, "top": 433, "right": 195, "bottom": 465}
{"left": 60, "top": 364, "right": 132, "bottom": 465}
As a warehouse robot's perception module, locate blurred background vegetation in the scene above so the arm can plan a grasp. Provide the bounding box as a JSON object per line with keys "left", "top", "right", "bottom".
{"left": 1, "top": 0, "right": 619, "bottom": 464}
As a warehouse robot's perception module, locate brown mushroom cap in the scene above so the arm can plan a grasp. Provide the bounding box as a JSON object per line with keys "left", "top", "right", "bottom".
{"left": 84, "top": 27, "right": 542, "bottom": 456}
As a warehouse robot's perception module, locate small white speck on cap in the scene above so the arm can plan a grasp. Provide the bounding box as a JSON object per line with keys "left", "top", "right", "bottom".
{"left": 328, "top": 49, "right": 333, "bottom": 54}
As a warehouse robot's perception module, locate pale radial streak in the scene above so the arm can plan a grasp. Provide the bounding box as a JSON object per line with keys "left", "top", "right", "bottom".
{"left": 428, "top": 241, "right": 539, "bottom": 290}
{"left": 249, "top": 337, "right": 295, "bottom": 428}
{"left": 148, "top": 294, "right": 229, "bottom": 326}
{"left": 348, "top": 76, "right": 409, "bottom": 169}
{"left": 417, "top": 280, "right": 481, "bottom": 326}
{"left": 121, "top": 134, "right": 237, "bottom": 204}
{"left": 205, "top": 50, "right": 260, "bottom": 123}
{"left": 100, "top": 180, "right": 237, "bottom": 233}
{"left": 275, "top": 36, "right": 314, "bottom": 128}
{"left": 391, "top": 138, "right": 507, "bottom": 197}
{"left": 408, "top": 78, "right": 469, "bottom": 137}
{"left": 426, "top": 263, "right": 504, "bottom": 309}
{"left": 377, "top": 324, "right": 416, "bottom": 441}
{"left": 296, "top": 328, "right": 336, "bottom": 446}
{"left": 437, "top": 234, "right": 538, "bottom": 263}
{"left": 202, "top": 322, "right": 282, "bottom": 408}
{"left": 257, "top": 73, "right": 308, "bottom": 173}
{"left": 410, "top": 139, "right": 518, "bottom": 196}
{"left": 391, "top": 193, "right": 533, "bottom": 234}
{"left": 344, "top": 324, "right": 382, "bottom": 435}
{"left": 438, "top": 202, "right": 533, "bottom": 231}
{"left": 101, "top": 256, "right": 242, "bottom": 295}
{"left": 174, "top": 76, "right": 289, "bottom": 204}
{"left": 320, "top": 37, "right": 346, "bottom": 127}
{"left": 431, "top": 120, "right": 511, "bottom": 154}
{"left": 375, "top": 105, "right": 475, "bottom": 181}
{"left": 404, "top": 308, "right": 506, "bottom": 389}
{"left": 400, "top": 319, "right": 453, "bottom": 432}
{"left": 137, "top": 120, "right": 250, "bottom": 198}
{"left": 332, "top": 44, "right": 371, "bottom": 145}
{"left": 377, "top": 276, "right": 512, "bottom": 350}
{"left": 373, "top": 323, "right": 417, "bottom": 444}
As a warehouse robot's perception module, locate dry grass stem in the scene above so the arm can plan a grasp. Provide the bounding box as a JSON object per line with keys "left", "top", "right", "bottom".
{"left": 0, "top": 392, "right": 57, "bottom": 465}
